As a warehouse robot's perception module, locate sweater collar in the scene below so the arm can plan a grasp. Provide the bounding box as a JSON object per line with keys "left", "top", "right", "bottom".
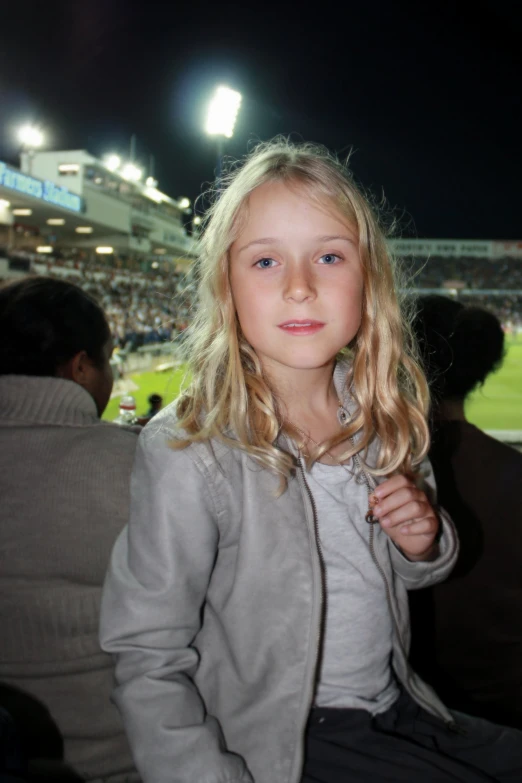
{"left": 0, "top": 375, "right": 99, "bottom": 426}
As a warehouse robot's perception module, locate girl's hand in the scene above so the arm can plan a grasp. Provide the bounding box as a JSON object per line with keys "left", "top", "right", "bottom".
{"left": 370, "top": 474, "right": 439, "bottom": 561}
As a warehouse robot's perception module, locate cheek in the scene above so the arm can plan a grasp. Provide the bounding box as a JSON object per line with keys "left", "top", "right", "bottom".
{"left": 333, "top": 280, "right": 364, "bottom": 332}
{"left": 235, "top": 301, "right": 257, "bottom": 339}
{"left": 231, "top": 275, "right": 266, "bottom": 320}
{"left": 331, "top": 275, "right": 363, "bottom": 305}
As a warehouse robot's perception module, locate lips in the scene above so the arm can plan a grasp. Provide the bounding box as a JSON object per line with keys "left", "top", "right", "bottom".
{"left": 278, "top": 319, "right": 324, "bottom": 326}
{"left": 277, "top": 320, "right": 325, "bottom": 335}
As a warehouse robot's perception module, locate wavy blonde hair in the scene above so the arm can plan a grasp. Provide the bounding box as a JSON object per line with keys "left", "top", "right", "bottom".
{"left": 174, "top": 139, "right": 429, "bottom": 486}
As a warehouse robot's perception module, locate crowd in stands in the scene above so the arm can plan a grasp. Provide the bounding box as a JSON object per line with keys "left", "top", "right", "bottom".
{"left": 461, "top": 294, "right": 522, "bottom": 332}
{"left": 14, "top": 255, "right": 197, "bottom": 350}
{"left": 406, "top": 255, "right": 522, "bottom": 291}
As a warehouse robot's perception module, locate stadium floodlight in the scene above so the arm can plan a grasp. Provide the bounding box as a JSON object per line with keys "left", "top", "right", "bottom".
{"left": 205, "top": 86, "right": 242, "bottom": 138}
{"left": 121, "top": 162, "right": 143, "bottom": 181}
{"left": 96, "top": 246, "right": 114, "bottom": 254}
{"left": 12, "top": 208, "right": 32, "bottom": 216}
{"left": 146, "top": 176, "right": 158, "bottom": 187}
{"left": 18, "top": 125, "right": 44, "bottom": 148}
{"left": 36, "top": 246, "right": 53, "bottom": 253}
{"left": 178, "top": 197, "right": 191, "bottom": 209}
{"left": 105, "top": 154, "right": 121, "bottom": 172}
{"left": 75, "top": 226, "right": 93, "bottom": 234}
{"left": 192, "top": 214, "right": 202, "bottom": 237}
{"left": 0, "top": 199, "right": 10, "bottom": 208}
{"left": 144, "top": 187, "right": 164, "bottom": 204}
{"left": 46, "top": 218, "right": 66, "bottom": 226}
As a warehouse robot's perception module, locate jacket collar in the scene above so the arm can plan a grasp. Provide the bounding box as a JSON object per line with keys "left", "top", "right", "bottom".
{"left": 0, "top": 375, "right": 99, "bottom": 427}
{"left": 333, "top": 356, "right": 356, "bottom": 415}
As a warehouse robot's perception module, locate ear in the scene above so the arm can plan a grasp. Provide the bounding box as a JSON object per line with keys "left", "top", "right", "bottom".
{"left": 57, "top": 350, "right": 92, "bottom": 386}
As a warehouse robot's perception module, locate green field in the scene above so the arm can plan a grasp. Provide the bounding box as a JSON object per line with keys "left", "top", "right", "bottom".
{"left": 466, "top": 335, "right": 522, "bottom": 430}
{"left": 103, "top": 366, "right": 188, "bottom": 422}
{"left": 103, "top": 336, "right": 522, "bottom": 430}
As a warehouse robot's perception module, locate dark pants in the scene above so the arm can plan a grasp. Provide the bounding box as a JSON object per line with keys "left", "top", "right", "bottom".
{"left": 302, "top": 690, "right": 522, "bottom": 782}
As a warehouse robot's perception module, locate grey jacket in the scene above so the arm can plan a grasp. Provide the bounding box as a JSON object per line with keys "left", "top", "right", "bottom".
{"left": 100, "top": 366, "right": 459, "bottom": 783}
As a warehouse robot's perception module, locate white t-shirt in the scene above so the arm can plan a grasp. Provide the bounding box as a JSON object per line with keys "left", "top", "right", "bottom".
{"left": 307, "top": 460, "right": 400, "bottom": 714}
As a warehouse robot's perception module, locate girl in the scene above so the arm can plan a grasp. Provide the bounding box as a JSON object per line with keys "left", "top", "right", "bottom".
{"left": 100, "top": 140, "right": 522, "bottom": 783}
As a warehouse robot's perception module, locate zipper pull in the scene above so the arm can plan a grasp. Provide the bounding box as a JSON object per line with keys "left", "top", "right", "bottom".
{"left": 365, "top": 509, "right": 377, "bottom": 525}
{"left": 366, "top": 492, "right": 378, "bottom": 524}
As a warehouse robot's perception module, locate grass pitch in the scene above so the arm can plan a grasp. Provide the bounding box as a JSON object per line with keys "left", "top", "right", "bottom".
{"left": 466, "top": 335, "right": 522, "bottom": 430}
{"left": 103, "top": 365, "right": 187, "bottom": 422}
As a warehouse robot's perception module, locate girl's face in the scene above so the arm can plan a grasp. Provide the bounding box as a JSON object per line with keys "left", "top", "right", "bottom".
{"left": 229, "top": 180, "right": 364, "bottom": 382}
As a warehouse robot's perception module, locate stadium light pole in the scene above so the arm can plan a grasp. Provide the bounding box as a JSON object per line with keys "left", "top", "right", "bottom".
{"left": 205, "top": 86, "right": 242, "bottom": 189}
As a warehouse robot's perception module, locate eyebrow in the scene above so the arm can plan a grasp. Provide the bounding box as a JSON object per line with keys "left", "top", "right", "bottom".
{"left": 236, "top": 234, "right": 357, "bottom": 254}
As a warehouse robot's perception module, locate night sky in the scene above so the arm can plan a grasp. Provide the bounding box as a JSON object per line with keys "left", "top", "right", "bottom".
{"left": 1, "top": 0, "right": 521, "bottom": 239}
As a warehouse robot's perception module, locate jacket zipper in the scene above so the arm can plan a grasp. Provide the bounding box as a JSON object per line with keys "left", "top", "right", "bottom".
{"left": 290, "top": 456, "right": 326, "bottom": 783}
{"left": 298, "top": 455, "right": 326, "bottom": 665}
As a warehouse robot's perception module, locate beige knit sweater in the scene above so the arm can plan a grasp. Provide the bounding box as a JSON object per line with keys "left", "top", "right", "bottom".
{"left": 0, "top": 375, "right": 139, "bottom": 782}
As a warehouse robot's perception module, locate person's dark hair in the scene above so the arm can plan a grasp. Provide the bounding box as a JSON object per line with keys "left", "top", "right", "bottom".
{"left": 0, "top": 276, "right": 111, "bottom": 377}
{"left": 413, "top": 294, "right": 505, "bottom": 402}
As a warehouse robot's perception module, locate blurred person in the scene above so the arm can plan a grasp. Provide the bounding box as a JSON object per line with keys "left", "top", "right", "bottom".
{"left": 136, "top": 394, "right": 163, "bottom": 427}
{"left": 410, "top": 294, "right": 522, "bottom": 729}
{"left": 0, "top": 277, "right": 140, "bottom": 782}
{"left": 145, "top": 392, "right": 163, "bottom": 419}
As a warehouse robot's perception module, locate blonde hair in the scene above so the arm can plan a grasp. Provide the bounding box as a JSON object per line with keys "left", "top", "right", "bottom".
{"left": 175, "top": 139, "right": 429, "bottom": 486}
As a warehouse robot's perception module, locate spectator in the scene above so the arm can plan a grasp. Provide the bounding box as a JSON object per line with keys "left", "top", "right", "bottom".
{"left": 0, "top": 277, "right": 140, "bottom": 782}
{"left": 136, "top": 394, "right": 163, "bottom": 427}
{"left": 409, "top": 294, "right": 522, "bottom": 729}
{"left": 146, "top": 393, "right": 163, "bottom": 416}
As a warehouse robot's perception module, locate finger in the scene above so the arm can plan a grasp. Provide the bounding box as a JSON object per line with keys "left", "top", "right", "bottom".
{"left": 378, "top": 499, "right": 430, "bottom": 529}
{"left": 373, "top": 488, "right": 424, "bottom": 518}
{"left": 371, "top": 474, "right": 415, "bottom": 503}
{"left": 397, "top": 518, "right": 438, "bottom": 537}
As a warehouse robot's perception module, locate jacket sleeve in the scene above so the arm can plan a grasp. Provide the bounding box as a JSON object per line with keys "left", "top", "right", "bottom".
{"left": 99, "top": 425, "right": 253, "bottom": 783}
{"left": 389, "top": 456, "right": 459, "bottom": 590}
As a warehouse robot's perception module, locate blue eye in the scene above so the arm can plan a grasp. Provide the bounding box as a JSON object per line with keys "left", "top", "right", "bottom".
{"left": 255, "top": 257, "right": 277, "bottom": 268}
{"left": 319, "top": 253, "right": 341, "bottom": 264}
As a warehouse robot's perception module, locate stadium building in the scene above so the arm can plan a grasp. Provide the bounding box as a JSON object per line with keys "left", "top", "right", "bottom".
{"left": 0, "top": 149, "right": 195, "bottom": 276}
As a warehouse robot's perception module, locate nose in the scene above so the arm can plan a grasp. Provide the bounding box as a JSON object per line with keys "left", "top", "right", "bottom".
{"left": 283, "top": 262, "right": 316, "bottom": 303}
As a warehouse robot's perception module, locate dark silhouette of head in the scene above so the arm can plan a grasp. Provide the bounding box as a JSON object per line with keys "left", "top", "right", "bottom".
{"left": 147, "top": 393, "right": 163, "bottom": 413}
{"left": 0, "top": 276, "right": 113, "bottom": 415}
{"left": 413, "top": 294, "right": 505, "bottom": 404}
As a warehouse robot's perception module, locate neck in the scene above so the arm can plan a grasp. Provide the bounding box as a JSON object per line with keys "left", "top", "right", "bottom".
{"left": 437, "top": 398, "right": 466, "bottom": 422}
{"left": 263, "top": 361, "right": 337, "bottom": 420}
{"left": 262, "top": 361, "right": 347, "bottom": 449}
